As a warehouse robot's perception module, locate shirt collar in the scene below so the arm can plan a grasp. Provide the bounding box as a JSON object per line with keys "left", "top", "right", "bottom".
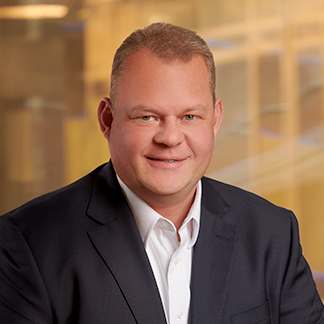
{"left": 117, "top": 176, "right": 201, "bottom": 248}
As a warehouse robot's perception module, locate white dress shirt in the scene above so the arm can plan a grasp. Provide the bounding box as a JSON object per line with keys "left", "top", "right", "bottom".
{"left": 117, "top": 176, "right": 201, "bottom": 324}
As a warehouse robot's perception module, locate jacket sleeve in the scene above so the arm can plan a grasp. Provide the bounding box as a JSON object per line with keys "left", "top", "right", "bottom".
{"left": 0, "top": 216, "right": 52, "bottom": 324}
{"left": 279, "top": 212, "right": 324, "bottom": 323}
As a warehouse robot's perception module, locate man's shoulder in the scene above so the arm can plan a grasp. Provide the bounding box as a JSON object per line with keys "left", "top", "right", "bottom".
{"left": 201, "top": 176, "right": 293, "bottom": 225}
{"left": 1, "top": 163, "right": 108, "bottom": 221}
{"left": 202, "top": 175, "right": 278, "bottom": 205}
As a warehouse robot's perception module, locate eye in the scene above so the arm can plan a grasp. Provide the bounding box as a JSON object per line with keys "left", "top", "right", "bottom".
{"left": 140, "top": 116, "right": 153, "bottom": 121}
{"left": 184, "top": 115, "right": 196, "bottom": 121}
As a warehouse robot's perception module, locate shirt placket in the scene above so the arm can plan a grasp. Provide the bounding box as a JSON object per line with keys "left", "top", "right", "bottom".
{"left": 167, "top": 225, "right": 191, "bottom": 324}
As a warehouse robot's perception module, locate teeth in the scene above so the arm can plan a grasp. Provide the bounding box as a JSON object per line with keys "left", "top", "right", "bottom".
{"left": 160, "top": 159, "right": 176, "bottom": 162}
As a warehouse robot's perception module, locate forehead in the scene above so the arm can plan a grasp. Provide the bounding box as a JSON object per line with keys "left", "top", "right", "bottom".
{"left": 113, "top": 50, "right": 214, "bottom": 111}
{"left": 118, "top": 49, "right": 210, "bottom": 89}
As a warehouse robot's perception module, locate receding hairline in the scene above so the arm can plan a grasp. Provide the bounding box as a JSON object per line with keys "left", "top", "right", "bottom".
{"left": 121, "top": 47, "right": 210, "bottom": 74}
{"left": 109, "top": 22, "right": 216, "bottom": 105}
{"left": 113, "top": 49, "right": 214, "bottom": 106}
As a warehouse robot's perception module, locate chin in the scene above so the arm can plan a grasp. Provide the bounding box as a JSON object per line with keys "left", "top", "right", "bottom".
{"left": 143, "top": 180, "right": 192, "bottom": 197}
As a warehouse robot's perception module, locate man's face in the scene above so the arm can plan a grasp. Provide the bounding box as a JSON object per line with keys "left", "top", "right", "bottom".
{"left": 99, "top": 49, "right": 223, "bottom": 206}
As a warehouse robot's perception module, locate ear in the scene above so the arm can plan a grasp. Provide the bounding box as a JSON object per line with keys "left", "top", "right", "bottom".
{"left": 97, "top": 97, "right": 114, "bottom": 141}
{"left": 213, "top": 98, "right": 223, "bottom": 138}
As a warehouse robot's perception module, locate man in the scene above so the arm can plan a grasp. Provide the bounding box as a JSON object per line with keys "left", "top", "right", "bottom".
{"left": 0, "top": 22, "right": 323, "bottom": 324}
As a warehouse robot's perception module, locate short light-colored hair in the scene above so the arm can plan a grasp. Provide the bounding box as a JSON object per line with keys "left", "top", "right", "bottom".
{"left": 110, "top": 22, "right": 216, "bottom": 106}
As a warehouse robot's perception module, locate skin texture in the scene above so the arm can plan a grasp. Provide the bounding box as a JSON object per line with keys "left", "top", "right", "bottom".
{"left": 98, "top": 49, "right": 223, "bottom": 229}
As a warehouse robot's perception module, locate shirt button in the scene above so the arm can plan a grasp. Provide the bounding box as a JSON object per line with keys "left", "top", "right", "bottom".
{"left": 162, "top": 220, "right": 169, "bottom": 227}
{"left": 177, "top": 311, "right": 183, "bottom": 319}
{"left": 173, "top": 258, "right": 179, "bottom": 265}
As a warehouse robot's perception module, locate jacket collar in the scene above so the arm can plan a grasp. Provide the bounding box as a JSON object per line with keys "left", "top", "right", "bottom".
{"left": 86, "top": 162, "right": 129, "bottom": 225}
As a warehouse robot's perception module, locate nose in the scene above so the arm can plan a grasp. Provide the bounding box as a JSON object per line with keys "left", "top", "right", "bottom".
{"left": 153, "top": 118, "right": 185, "bottom": 147}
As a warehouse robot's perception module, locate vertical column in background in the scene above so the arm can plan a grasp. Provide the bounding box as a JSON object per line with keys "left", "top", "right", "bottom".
{"left": 245, "top": 0, "right": 261, "bottom": 192}
{"left": 64, "top": 0, "right": 114, "bottom": 184}
{"left": 279, "top": 6, "right": 300, "bottom": 216}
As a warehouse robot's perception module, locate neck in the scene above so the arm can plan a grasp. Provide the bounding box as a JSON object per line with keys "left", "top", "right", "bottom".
{"left": 142, "top": 187, "right": 197, "bottom": 230}
{"left": 116, "top": 175, "right": 198, "bottom": 231}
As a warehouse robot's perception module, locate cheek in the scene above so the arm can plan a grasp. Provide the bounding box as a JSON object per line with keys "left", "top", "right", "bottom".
{"left": 110, "top": 125, "right": 150, "bottom": 156}
{"left": 108, "top": 126, "right": 130, "bottom": 159}
{"left": 189, "top": 128, "right": 215, "bottom": 156}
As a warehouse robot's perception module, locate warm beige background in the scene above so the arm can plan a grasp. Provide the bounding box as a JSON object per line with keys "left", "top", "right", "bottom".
{"left": 0, "top": 0, "right": 323, "bottom": 295}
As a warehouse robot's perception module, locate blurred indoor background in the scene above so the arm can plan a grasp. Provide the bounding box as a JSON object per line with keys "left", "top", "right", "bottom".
{"left": 0, "top": 0, "right": 323, "bottom": 297}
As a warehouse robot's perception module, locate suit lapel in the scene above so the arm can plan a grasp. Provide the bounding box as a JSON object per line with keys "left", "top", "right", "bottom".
{"left": 86, "top": 163, "right": 167, "bottom": 324}
{"left": 190, "top": 178, "right": 237, "bottom": 324}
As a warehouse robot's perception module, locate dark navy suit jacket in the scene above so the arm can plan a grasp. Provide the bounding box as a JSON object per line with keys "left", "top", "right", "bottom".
{"left": 0, "top": 161, "right": 323, "bottom": 323}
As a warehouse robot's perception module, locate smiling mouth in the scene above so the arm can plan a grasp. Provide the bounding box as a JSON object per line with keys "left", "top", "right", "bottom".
{"left": 147, "top": 157, "right": 178, "bottom": 162}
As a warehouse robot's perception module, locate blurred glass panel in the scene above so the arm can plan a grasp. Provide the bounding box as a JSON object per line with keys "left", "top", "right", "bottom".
{"left": 259, "top": 53, "right": 282, "bottom": 138}
{"left": 298, "top": 48, "right": 323, "bottom": 135}
{"left": 0, "top": 18, "right": 69, "bottom": 210}
{"left": 207, "top": 60, "right": 249, "bottom": 184}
